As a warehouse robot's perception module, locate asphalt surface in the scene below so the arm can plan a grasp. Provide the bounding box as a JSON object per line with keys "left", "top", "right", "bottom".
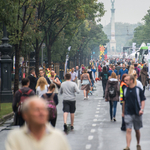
{"left": 0, "top": 81, "right": 150, "bottom": 150}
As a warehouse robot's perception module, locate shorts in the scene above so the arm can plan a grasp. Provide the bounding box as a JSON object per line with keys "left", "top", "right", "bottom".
{"left": 91, "top": 80, "right": 94, "bottom": 87}
{"left": 63, "top": 100, "right": 76, "bottom": 113}
{"left": 124, "top": 115, "right": 143, "bottom": 130}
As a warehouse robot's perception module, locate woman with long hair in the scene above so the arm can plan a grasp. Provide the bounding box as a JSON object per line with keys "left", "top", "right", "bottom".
{"left": 36, "top": 77, "right": 49, "bottom": 97}
{"left": 140, "top": 66, "right": 148, "bottom": 93}
{"left": 128, "top": 65, "right": 135, "bottom": 75}
{"left": 131, "top": 70, "right": 143, "bottom": 90}
{"left": 81, "top": 69, "right": 92, "bottom": 100}
{"left": 105, "top": 72, "right": 120, "bottom": 121}
{"left": 42, "top": 84, "right": 58, "bottom": 127}
{"left": 120, "top": 74, "right": 128, "bottom": 131}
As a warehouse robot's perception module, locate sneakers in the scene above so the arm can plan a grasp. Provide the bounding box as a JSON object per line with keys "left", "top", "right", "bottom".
{"left": 123, "top": 145, "right": 141, "bottom": 150}
{"left": 113, "top": 117, "right": 116, "bottom": 122}
{"left": 64, "top": 124, "right": 67, "bottom": 132}
{"left": 84, "top": 97, "right": 86, "bottom": 100}
{"left": 71, "top": 126, "right": 74, "bottom": 130}
{"left": 137, "top": 145, "right": 141, "bottom": 150}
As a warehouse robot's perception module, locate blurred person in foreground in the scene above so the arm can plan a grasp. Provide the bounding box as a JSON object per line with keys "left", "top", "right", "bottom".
{"left": 6, "top": 96, "right": 71, "bottom": 150}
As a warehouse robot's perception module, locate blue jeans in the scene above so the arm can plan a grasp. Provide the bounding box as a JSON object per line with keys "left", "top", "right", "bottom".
{"left": 109, "top": 101, "right": 118, "bottom": 120}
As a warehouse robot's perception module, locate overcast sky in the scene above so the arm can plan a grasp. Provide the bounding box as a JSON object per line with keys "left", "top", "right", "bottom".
{"left": 99, "top": 0, "right": 150, "bottom": 26}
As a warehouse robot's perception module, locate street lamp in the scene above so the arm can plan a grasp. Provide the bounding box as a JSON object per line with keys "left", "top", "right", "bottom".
{"left": 0, "top": 24, "right": 13, "bottom": 103}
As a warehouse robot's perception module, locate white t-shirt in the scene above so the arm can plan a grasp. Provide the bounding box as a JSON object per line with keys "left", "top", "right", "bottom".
{"left": 136, "top": 79, "right": 143, "bottom": 90}
{"left": 36, "top": 85, "right": 48, "bottom": 97}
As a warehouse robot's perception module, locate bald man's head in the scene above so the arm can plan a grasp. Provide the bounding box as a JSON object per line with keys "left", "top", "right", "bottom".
{"left": 22, "top": 96, "right": 48, "bottom": 126}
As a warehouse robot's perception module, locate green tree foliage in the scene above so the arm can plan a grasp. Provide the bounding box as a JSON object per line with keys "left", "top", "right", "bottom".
{"left": 132, "top": 9, "right": 150, "bottom": 46}
{"left": 0, "top": 0, "right": 108, "bottom": 93}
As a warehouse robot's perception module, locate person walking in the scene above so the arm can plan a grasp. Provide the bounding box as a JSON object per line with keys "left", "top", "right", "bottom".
{"left": 6, "top": 97, "right": 71, "bottom": 150}
{"left": 120, "top": 74, "right": 128, "bottom": 131}
{"left": 119, "top": 64, "right": 128, "bottom": 81}
{"left": 39, "top": 69, "right": 51, "bottom": 85}
{"left": 60, "top": 73, "right": 80, "bottom": 132}
{"left": 98, "top": 63, "right": 102, "bottom": 80}
{"left": 81, "top": 69, "right": 92, "bottom": 99}
{"left": 131, "top": 70, "right": 143, "bottom": 90}
{"left": 108, "top": 65, "right": 118, "bottom": 77}
{"left": 100, "top": 66, "right": 110, "bottom": 98}
{"left": 128, "top": 65, "right": 135, "bottom": 75}
{"left": 70, "top": 68, "right": 77, "bottom": 82}
{"left": 49, "top": 70, "right": 61, "bottom": 95}
{"left": 13, "top": 78, "right": 35, "bottom": 126}
{"left": 87, "top": 66, "right": 95, "bottom": 95}
{"left": 75, "top": 66, "right": 80, "bottom": 87}
{"left": 42, "top": 84, "right": 58, "bottom": 127}
{"left": 28, "top": 69, "right": 37, "bottom": 92}
{"left": 122, "top": 75, "right": 146, "bottom": 150}
{"left": 140, "top": 66, "right": 148, "bottom": 93}
{"left": 105, "top": 72, "right": 120, "bottom": 121}
{"left": 134, "top": 63, "right": 140, "bottom": 77}
{"left": 36, "top": 77, "right": 49, "bottom": 97}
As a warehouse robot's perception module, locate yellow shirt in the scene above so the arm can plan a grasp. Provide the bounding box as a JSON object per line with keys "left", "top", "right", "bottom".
{"left": 5, "top": 123, "right": 71, "bottom": 150}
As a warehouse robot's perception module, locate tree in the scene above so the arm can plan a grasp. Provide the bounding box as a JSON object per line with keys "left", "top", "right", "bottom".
{"left": 132, "top": 9, "right": 150, "bottom": 46}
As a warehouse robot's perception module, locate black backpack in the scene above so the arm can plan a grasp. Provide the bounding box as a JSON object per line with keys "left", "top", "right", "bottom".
{"left": 108, "top": 85, "right": 116, "bottom": 98}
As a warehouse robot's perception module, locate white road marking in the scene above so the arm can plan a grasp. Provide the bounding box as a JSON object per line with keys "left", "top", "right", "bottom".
{"left": 92, "top": 124, "right": 96, "bottom": 126}
{"left": 97, "top": 108, "right": 100, "bottom": 110}
{"left": 95, "top": 115, "right": 99, "bottom": 117}
{"left": 96, "top": 111, "right": 99, "bottom": 113}
{"left": 93, "top": 119, "right": 97, "bottom": 122}
{"left": 97, "top": 105, "right": 100, "bottom": 107}
{"left": 86, "top": 144, "right": 91, "bottom": 149}
{"left": 88, "top": 135, "right": 94, "bottom": 140}
{"left": 91, "top": 129, "right": 96, "bottom": 133}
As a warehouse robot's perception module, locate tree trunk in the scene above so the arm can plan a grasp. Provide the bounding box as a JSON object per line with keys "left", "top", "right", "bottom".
{"left": 35, "top": 39, "right": 40, "bottom": 76}
{"left": 47, "top": 44, "right": 51, "bottom": 66}
{"left": 14, "top": 44, "right": 19, "bottom": 94}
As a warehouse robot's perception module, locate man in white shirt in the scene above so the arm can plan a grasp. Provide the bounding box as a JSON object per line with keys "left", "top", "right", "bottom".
{"left": 70, "top": 68, "right": 77, "bottom": 82}
{"left": 5, "top": 96, "right": 71, "bottom": 150}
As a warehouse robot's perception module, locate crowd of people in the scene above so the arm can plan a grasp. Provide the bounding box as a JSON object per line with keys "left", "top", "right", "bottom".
{"left": 6, "top": 58, "right": 148, "bottom": 150}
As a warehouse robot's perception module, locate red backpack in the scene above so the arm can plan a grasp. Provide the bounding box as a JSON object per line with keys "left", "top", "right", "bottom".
{"left": 17, "top": 89, "right": 33, "bottom": 114}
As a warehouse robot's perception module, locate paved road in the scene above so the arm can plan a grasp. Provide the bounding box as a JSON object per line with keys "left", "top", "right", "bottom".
{"left": 0, "top": 81, "right": 150, "bottom": 150}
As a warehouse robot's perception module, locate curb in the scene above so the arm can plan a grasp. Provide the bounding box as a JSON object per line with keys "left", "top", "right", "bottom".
{"left": 0, "top": 112, "right": 14, "bottom": 125}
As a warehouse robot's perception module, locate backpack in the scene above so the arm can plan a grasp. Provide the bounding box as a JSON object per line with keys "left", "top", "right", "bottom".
{"left": 108, "top": 85, "right": 116, "bottom": 98}
{"left": 18, "top": 89, "right": 33, "bottom": 114}
{"left": 135, "top": 68, "right": 138, "bottom": 74}
{"left": 43, "top": 93, "right": 57, "bottom": 120}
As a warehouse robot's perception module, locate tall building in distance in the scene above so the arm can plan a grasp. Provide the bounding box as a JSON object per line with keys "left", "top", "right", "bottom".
{"left": 110, "top": 0, "right": 116, "bottom": 54}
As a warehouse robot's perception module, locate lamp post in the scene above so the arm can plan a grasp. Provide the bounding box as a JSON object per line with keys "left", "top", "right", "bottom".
{"left": 0, "top": 24, "right": 13, "bottom": 103}
{"left": 29, "top": 51, "right": 35, "bottom": 73}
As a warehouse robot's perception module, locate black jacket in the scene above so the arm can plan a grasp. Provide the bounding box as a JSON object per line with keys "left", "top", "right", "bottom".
{"left": 28, "top": 75, "right": 37, "bottom": 92}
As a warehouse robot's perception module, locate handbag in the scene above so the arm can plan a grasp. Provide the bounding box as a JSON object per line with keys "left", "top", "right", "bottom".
{"left": 82, "top": 80, "right": 90, "bottom": 85}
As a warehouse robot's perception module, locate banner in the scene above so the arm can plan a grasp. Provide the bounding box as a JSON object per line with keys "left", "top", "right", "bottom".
{"left": 132, "top": 43, "right": 136, "bottom": 53}
{"left": 147, "top": 43, "right": 150, "bottom": 78}
{"left": 99, "top": 45, "right": 107, "bottom": 61}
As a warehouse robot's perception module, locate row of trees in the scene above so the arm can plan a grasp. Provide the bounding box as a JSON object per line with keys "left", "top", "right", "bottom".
{"left": 132, "top": 9, "right": 150, "bottom": 47}
{"left": 0, "top": 0, "right": 108, "bottom": 93}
